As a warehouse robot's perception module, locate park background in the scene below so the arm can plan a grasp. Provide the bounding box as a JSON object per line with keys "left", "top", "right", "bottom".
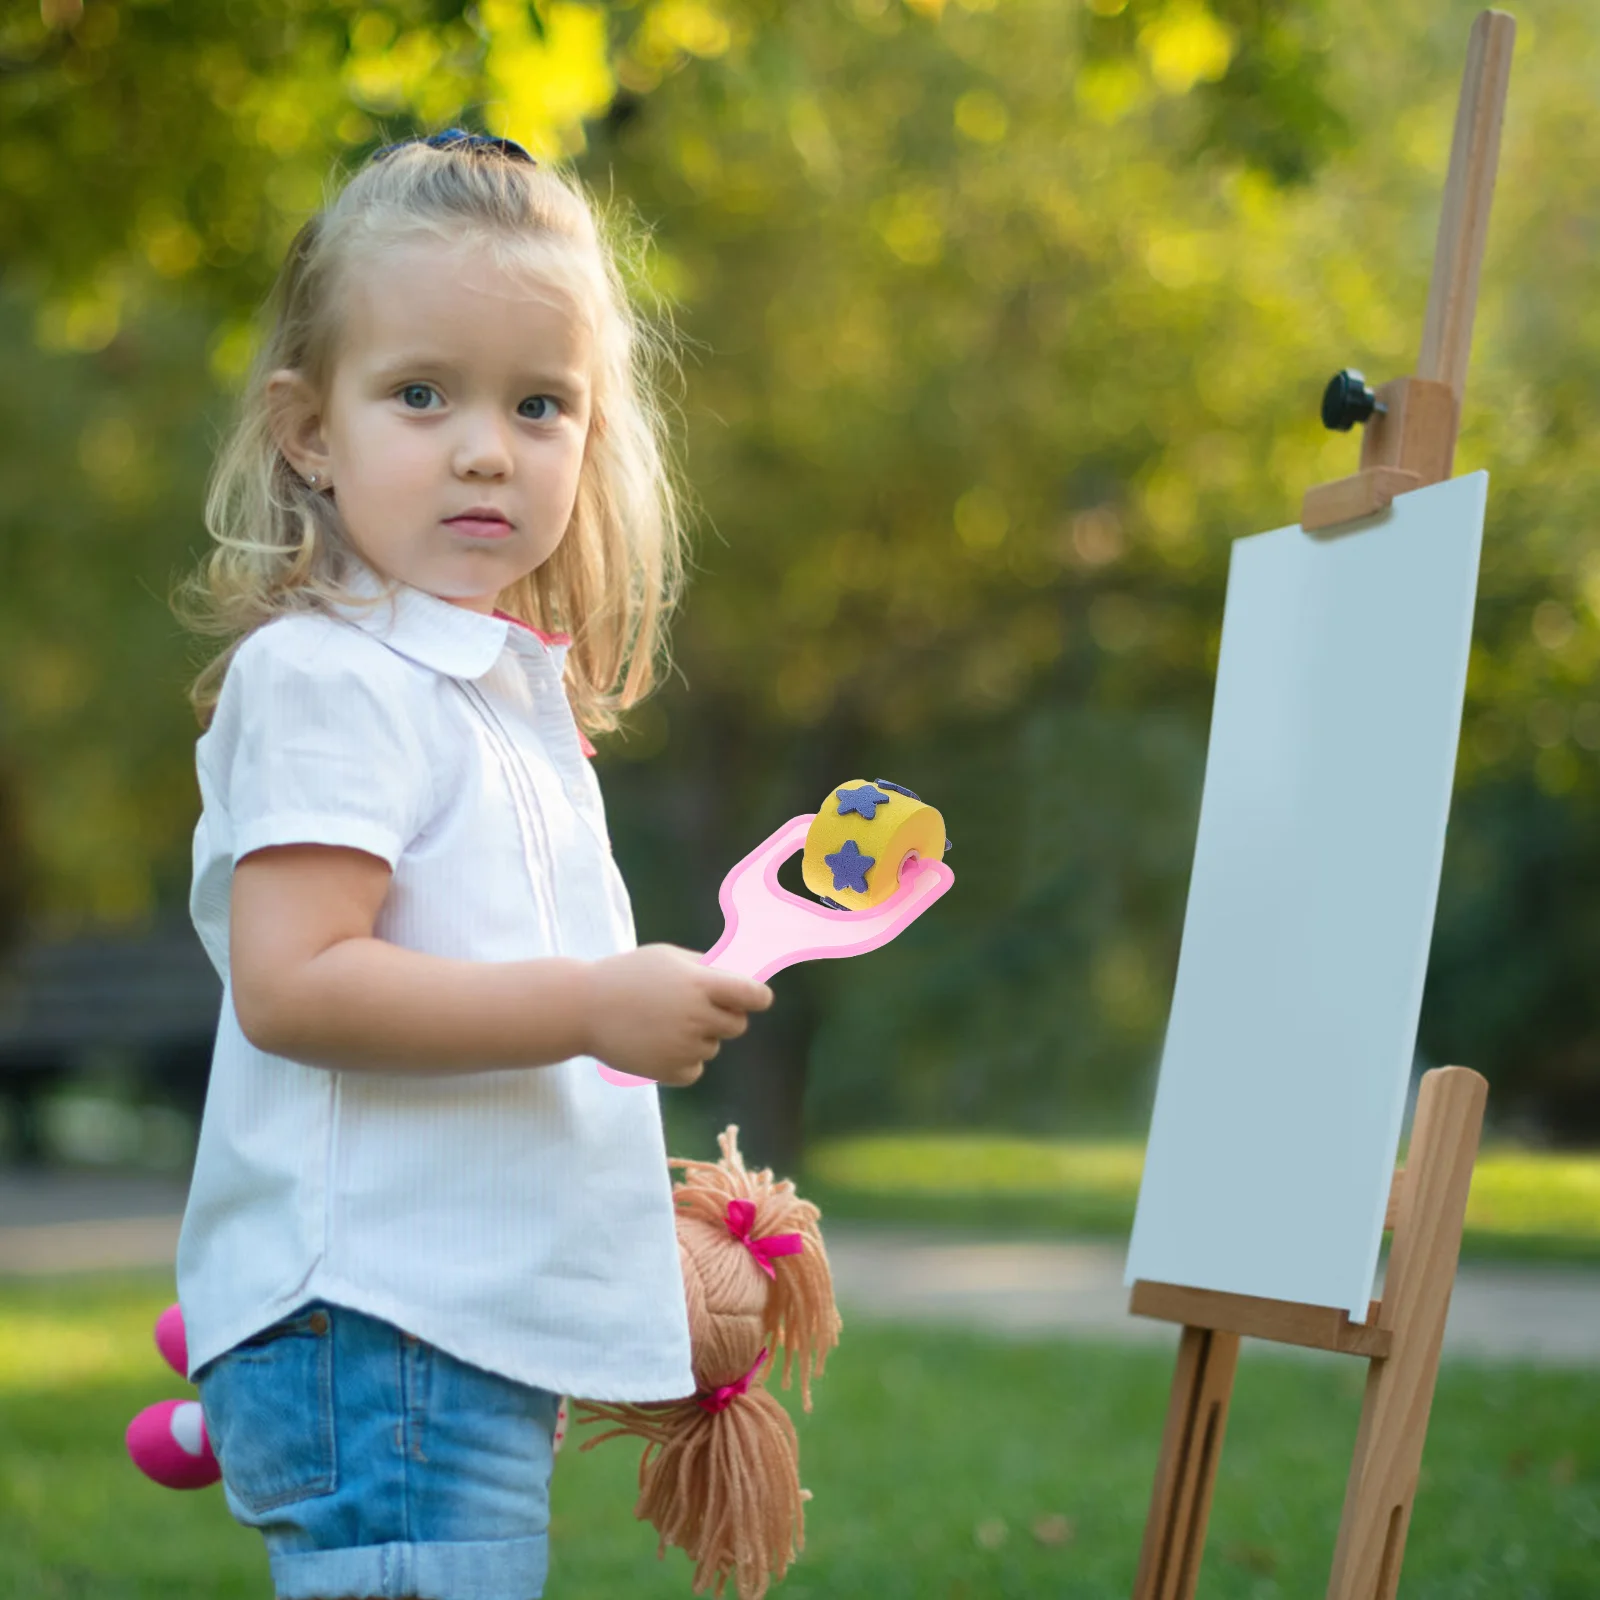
{"left": 0, "top": 2, "right": 1597, "bottom": 1597}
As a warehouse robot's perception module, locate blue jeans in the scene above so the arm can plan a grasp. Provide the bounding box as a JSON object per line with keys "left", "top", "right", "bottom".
{"left": 195, "top": 1300, "right": 559, "bottom": 1600}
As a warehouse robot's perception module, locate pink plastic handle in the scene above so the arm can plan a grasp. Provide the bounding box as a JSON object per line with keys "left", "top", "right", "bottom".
{"left": 598, "top": 813, "right": 954, "bottom": 1087}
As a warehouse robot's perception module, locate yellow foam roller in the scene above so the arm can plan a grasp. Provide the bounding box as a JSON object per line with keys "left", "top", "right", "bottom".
{"left": 801, "top": 779, "right": 948, "bottom": 911}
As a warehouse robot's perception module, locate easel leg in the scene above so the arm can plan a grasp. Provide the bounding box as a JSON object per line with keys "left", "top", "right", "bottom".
{"left": 1326, "top": 1066, "right": 1486, "bottom": 1600}
{"left": 1132, "top": 1324, "right": 1241, "bottom": 1600}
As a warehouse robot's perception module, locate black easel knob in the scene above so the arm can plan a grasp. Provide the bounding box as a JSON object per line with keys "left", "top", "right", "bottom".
{"left": 1320, "top": 369, "right": 1388, "bottom": 432}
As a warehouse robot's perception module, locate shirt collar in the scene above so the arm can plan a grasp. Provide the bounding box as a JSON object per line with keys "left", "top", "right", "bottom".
{"left": 326, "top": 556, "right": 571, "bottom": 681}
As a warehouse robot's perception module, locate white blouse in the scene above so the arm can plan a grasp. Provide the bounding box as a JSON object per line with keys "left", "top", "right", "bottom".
{"left": 177, "top": 558, "right": 694, "bottom": 1403}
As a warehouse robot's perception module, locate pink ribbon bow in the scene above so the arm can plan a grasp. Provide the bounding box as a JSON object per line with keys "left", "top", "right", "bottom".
{"left": 696, "top": 1345, "right": 770, "bottom": 1415}
{"left": 725, "top": 1198, "right": 804, "bottom": 1280}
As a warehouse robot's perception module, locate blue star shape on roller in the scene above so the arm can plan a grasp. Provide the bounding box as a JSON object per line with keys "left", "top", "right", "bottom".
{"left": 836, "top": 783, "right": 891, "bottom": 820}
{"left": 824, "top": 838, "right": 875, "bottom": 894}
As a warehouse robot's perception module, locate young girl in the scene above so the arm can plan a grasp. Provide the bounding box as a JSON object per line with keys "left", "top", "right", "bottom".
{"left": 170, "top": 128, "right": 773, "bottom": 1600}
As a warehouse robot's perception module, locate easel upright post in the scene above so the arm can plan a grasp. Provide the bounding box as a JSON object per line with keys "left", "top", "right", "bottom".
{"left": 1327, "top": 1067, "right": 1487, "bottom": 1600}
{"left": 1130, "top": 1325, "right": 1240, "bottom": 1600}
{"left": 1302, "top": 10, "right": 1515, "bottom": 532}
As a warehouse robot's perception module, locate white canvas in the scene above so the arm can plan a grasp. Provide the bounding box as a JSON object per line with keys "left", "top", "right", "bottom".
{"left": 1124, "top": 472, "right": 1488, "bottom": 1320}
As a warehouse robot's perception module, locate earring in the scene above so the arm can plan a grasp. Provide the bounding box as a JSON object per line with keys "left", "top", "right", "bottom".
{"left": 307, "top": 472, "right": 319, "bottom": 488}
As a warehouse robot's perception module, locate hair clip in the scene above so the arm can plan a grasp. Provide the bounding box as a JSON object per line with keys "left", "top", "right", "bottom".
{"left": 371, "top": 127, "right": 536, "bottom": 166}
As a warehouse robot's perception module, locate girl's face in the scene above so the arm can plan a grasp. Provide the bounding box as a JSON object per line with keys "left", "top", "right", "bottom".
{"left": 271, "top": 236, "right": 594, "bottom": 613}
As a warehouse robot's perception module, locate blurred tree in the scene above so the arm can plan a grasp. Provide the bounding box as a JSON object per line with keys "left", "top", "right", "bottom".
{"left": 3, "top": 0, "right": 1599, "bottom": 1162}
{"left": 595, "top": 0, "right": 1600, "bottom": 1158}
{"left": 1, "top": 0, "right": 1341, "bottom": 323}
{"left": 1424, "top": 777, "right": 1600, "bottom": 1142}
{"left": 1078, "top": 0, "right": 1349, "bottom": 184}
{"left": 0, "top": 752, "right": 33, "bottom": 966}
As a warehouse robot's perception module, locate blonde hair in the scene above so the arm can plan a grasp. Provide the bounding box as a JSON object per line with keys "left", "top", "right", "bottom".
{"left": 170, "top": 137, "right": 689, "bottom": 737}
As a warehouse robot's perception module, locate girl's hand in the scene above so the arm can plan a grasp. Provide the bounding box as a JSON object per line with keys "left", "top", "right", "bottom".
{"left": 585, "top": 945, "right": 774, "bottom": 1087}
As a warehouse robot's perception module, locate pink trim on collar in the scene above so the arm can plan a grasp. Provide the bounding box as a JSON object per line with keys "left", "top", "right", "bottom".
{"left": 492, "top": 609, "right": 573, "bottom": 647}
{"left": 492, "top": 610, "right": 595, "bottom": 759}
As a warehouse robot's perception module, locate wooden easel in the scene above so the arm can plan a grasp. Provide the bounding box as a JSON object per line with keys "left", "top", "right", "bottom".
{"left": 1126, "top": 13, "right": 1515, "bottom": 1600}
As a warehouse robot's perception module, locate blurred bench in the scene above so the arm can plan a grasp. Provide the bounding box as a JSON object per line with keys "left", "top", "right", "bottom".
{"left": 0, "top": 915, "right": 221, "bottom": 1164}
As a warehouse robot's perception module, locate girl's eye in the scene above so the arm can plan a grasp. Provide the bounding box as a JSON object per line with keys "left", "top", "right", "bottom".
{"left": 394, "top": 386, "right": 560, "bottom": 419}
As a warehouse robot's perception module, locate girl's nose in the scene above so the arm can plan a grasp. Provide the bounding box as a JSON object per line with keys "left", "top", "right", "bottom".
{"left": 453, "top": 412, "right": 515, "bottom": 477}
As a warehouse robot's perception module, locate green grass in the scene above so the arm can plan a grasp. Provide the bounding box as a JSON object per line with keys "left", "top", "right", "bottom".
{"left": 2, "top": 1272, "right": 1597, "bottom": 1598}
{"left": 804, "top": 1135, "right": 1600, "bottom": 1264}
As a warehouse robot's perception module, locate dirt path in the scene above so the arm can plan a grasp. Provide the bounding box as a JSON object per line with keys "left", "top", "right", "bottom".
{"left": 5, "top": 1170, "right": 1598, "bottom": 1366}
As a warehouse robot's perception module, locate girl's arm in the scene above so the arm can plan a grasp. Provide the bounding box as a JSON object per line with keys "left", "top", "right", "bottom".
{"left": 231, "top": 843, "right": 769, "bottom": 1084}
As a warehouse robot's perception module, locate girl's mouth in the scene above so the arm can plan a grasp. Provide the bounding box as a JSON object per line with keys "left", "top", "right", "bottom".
{"left": 446, "top": 517, "right": 514, "bottom": 540}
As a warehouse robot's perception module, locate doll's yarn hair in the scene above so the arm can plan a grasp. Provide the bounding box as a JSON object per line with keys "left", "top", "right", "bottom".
{"left": 576, "top": 1126, "right": 841, "bottom": 1600}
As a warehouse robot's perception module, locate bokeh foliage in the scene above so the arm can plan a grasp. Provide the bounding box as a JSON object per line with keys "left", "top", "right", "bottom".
{"left": 3, "top": 0, "right": 1599, "bottom": 1162}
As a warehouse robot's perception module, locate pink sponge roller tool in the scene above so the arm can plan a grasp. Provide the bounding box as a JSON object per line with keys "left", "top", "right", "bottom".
{"left": 599, "top": 780, "right": 953, "bottom": 1087}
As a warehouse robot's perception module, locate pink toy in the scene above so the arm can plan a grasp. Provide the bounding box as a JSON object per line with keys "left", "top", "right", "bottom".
{"left": 126, "top": 1398, "right": 218, "bottom": 1490}
{"left": 153, "top": 1299, "right": 188, "bottom": 1373}
{"left": 599, "top": 813, "right": 954, "bottom": 1087}
{"left": 125, "top": 1304, "right": 220, "bottom": 1490}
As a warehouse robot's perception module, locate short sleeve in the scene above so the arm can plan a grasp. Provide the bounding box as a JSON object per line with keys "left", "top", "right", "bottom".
{"left": 222, "top": 624, "right": 436, "bottom": 870}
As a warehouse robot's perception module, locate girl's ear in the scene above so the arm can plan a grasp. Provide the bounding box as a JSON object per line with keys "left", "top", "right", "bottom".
{"left": 266, "top": 368, "right": 332, "bottom": 482}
